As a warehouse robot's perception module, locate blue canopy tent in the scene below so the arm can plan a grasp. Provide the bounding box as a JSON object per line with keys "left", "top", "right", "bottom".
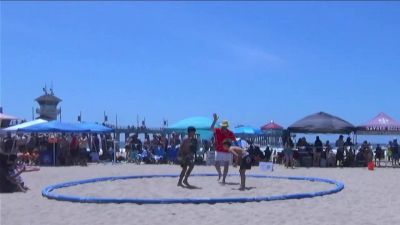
{"left": 18, "top": 121, "right": 91, "bottom": 166}
{"left": 166, "top": 116, "right": 218, "bottom": 139}
{"left": 19, "top": 120, "right": 90, "bottom": 133}
{"left": 78, "top": 122, "right": 113, "bottom": 133}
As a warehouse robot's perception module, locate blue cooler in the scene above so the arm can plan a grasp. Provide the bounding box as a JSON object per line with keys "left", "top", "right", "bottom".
{"left": 40, "top": 149, "right": 54, "bottom": 166}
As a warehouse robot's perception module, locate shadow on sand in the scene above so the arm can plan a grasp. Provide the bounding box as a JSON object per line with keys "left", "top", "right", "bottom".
{"left": 220, "top": 182, "right": 240, "bottom": 186}
{"left": 182, "top": 184, "right": 202, "bottom": 190}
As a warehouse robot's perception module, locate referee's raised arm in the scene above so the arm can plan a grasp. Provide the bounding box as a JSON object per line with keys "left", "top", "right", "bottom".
{"left": 210, "top": 113, "right": 218, "bottom": 130}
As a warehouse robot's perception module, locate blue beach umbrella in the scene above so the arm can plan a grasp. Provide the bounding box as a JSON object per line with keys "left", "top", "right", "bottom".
{"left": 232, "top": 125, "right": 263, "bottom": 136}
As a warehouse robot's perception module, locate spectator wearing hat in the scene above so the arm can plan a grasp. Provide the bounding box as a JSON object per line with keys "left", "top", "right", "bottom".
{"left": 211, "top": 113, "right": 237, "bottom": 184}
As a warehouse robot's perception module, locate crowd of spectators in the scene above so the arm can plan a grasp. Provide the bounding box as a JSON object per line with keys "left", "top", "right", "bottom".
{"left": 274, "top": 135, "right": 400, "bottom": 168}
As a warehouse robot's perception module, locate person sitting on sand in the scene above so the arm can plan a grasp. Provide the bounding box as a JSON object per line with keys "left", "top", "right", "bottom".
{"left": 222, "top": 140, "right": 251, "bottom": 191}
{"left": 6, "top": 154, "right": 29, "bottom": 192}
{"left": 177, "top": 126, "right": 198, "bottom": 187}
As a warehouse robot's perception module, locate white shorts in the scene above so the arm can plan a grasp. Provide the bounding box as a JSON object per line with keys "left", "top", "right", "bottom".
{"left": 215, "top": 151, "right": 232, "bottom": 164}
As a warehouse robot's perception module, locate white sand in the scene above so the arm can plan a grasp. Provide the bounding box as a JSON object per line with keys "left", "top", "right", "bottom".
{"left": 1, "top": 164, "right": 399, "bottom": 225}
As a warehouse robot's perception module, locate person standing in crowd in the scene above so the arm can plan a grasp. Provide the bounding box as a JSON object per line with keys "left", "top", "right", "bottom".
{"left": 78, "top": 134, "right": 89, "bottom": 166}
{"left": 177, "top": 126, "right": 197, "bottom": 187}
{"left": 344, "top": 137, "right": 354, "bottom": 166}
{"left": 364, "top": 142, "right": 374, "bottom": 166}
{"left": 324, "top": 141, "right": 334, "bottom": 167}
{"left": 91, "top": 133, "right": 100, "bottom": 154}
{"left": 374, "top": 144, "right": 383, "bottom": 167}
{"left": 70, "top": 134, "right": 79, "bottom": 165}
{"left": 210, "top": 113, "right": 236, "bottom": 184}
{"left": 361, "top": 141, "right": 371, "bottom": 166}
{"left": 3, "top": 132, "right": 13, "bottom": 153}
{"left": 26, "top": 133, "right": 38, "bottom": 154}
{"left": 283, "top": 139, "right": 294, "bottom": 169}
{"left": 15, "top": 132, "right": 27, "bottom": 153}
{"left": 387, "top": 141, "right": 393, "bottom": 163}
{"left": 392, "top": 139, "right": 399, "bottom": 166}
{"left": 314, "top": 136, "right": 323, "bottom": 167}
{"left": 264, "top": 146, "right": 272, "bottom": 162}
{"left": 335, "top": 135, "right": 345, "bottom": 167}
{"left": 58, "top": 134, "right": 69, "bottom": 165}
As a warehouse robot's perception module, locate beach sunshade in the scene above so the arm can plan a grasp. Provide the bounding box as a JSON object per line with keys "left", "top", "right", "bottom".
{"left": 168, "top": 116, "right": 216, "bottom": 130}
{"left": 232, "top": 126, "right": 263, "bottom": 136}
{"left": 2, "top": 119, "right": 48, "bottom": 132}
{"left": 18, "top": 120, "right": 90, "bottom": 133}
{"left": 357, "top": 112, "right": 400, "bottom": 134}
{"left": 79, "top": 122, "right": 113, "bottom": 133}
{"left": 288, "top": 112, "right": 355, "bottom": 134}
{"left": 166, "top": 116, "right": 218, "bottom": 139}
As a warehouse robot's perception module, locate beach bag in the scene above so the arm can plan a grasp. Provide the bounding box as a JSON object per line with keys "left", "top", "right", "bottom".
{"left": 368, "top": 161, "right": 374, "bottom": 171}
{"left": 90, "top": 152, "right": 99, "bottom": 162}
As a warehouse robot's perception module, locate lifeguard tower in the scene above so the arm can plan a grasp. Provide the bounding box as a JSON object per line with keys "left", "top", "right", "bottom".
{"left": 35, "top": 87, "right": 62, "bottom": 120}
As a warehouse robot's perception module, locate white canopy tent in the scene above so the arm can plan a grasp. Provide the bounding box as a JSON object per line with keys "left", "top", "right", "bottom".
{"left": 1, "top": 119, "right": 48, "bottom": 132}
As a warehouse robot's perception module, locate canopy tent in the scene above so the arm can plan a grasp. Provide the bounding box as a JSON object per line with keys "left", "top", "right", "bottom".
{"left": 260, "top": 120, "right": 284, "bottom": 146}
{"left": 356, "top": 112, "right": 400, "bottom": 135}
{"left": 288, "top": 112, "right": 355, "bottom": 134}
{"left": 18, "top": 120, "right": 90, "bottom": 133}
{"left": 16, "top": 121, "right": 90, "bottom": 166}
{"left": 261, "top": 120, "right": 283, "bottom": 131}
{"left": 166, "top": 116, "right": 218, "bottom": 139}
{"left": 2, "top": 119, "right": 47, "bottom": 132}
{"left": 260, "top": 120, "right": 284, "bottom": 136}
{"left": 232, "top": 125, "right": 263, "bottom": 137}
{"left": 79, "top": 122, "right": 113, "bottom": 133}
{"left": 0, "top": 113, "right": 17, "bottom": 120}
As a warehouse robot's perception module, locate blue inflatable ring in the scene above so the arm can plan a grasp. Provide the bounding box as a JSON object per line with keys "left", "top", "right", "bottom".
{"left": 42, "top": 174, "right": 344, "bottom": 204}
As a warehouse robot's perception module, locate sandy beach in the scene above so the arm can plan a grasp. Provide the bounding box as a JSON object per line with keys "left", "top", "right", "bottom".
{"left": 1, "top": 164, "right": 399, "bottom": 225}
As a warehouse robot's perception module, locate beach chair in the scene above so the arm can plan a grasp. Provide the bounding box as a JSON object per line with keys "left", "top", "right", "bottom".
{"left": 166, "top": 146, "right": 178, "bottom": 164}
{"left": 153, "top": 147, "right": 165, "bottom": 164}
{"left": 139, "top": 149, "right": 153, "bottom": 164}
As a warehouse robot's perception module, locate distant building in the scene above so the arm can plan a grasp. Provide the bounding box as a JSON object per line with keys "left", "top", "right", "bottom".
{"left": 35, "top": 87, "right": 61, "bottom": 120}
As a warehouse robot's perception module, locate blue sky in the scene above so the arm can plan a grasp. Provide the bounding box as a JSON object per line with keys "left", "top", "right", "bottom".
{"left": 1, "top": 1, "right": 400, "bottom": 132}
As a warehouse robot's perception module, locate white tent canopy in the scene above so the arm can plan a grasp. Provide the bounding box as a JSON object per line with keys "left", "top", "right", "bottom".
{"left": 2, "top": 119, "right": 48, "bottom": 132}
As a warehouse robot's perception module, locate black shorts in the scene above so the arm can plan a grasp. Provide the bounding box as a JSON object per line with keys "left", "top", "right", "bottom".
{"left": 179, "top": 154, "right": 194, "bottom": 167}
{"left": 240, "top": 155, "right": 252, "bottom": 170}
